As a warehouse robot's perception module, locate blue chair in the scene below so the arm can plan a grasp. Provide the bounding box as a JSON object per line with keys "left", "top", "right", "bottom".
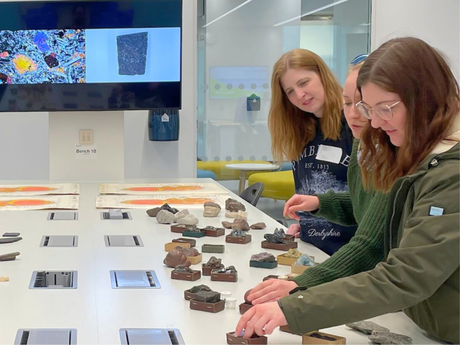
{"left": 197, "top": 169, "right": 216, "bottom": 180}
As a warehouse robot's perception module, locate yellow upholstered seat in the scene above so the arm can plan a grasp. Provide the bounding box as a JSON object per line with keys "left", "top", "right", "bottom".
{"left": 196, "top": 160, "right": 271, "bottom": 181}
{"left": 248, "top": 170, "right": 295, "bottom": 201}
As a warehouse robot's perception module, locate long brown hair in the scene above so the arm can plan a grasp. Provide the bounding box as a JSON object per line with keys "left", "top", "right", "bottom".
{"left": 268, "top": 49, "right": 343, "bottom": 161}
{"left": 358, "top": 37, "right": 460, "bottom": 191}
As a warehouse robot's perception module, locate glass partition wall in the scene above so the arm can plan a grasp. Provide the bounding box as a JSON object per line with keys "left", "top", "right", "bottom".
{"left": 197, "top": 0, "right": 371, "bottom": 174}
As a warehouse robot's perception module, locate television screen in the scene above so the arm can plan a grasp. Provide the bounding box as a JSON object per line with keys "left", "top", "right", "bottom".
{"left": 209, "top": 66, "right": 269, "bottom": 100}
{"left": 0, "top": 0, "right": 182, "bottom": 112}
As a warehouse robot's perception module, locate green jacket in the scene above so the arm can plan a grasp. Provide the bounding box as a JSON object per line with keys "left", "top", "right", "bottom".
{"left": 279, "top": 143, "right": 460, "bottom": 344}
{"left": 293, "top": 140, "right": 388, "bottom": 288}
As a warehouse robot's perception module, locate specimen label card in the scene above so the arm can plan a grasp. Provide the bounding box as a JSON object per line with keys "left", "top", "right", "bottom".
{"left": 96, "top": 194, "right": 229, "bottom": 209}
{"left": 0, "top": 195, "right": 79, "bottom": 211}
{"left": 0, "top": 183, "right": 80, "bottom": 196}
{"left": 99, "top": 183, "right": 228, "bottom": 195}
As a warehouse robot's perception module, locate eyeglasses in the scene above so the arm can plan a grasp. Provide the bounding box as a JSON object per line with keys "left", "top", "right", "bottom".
{"left": 350, "top": 54, "right": 368, "bottom": 65}
{"left": 355, "top": 100, "right": 401, "bottom": 121}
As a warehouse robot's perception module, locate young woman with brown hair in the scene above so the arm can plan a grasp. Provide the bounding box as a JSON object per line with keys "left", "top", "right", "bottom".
{"left": 269, "top": 48, "right": 356, "bottom": 255}
{"left": 236, "top": 37, "right": 459, "bottom": 344}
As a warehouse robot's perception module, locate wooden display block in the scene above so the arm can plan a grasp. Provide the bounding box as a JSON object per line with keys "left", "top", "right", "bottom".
{"left": 226, "top": 332, "right": 267, "bottom": 345}
{"left": 164, "top": 242, "right": 191, "bottom": 252}
{"left": 171, "top": 270, "right": 201, "bottom": 281}
{"left": 211, "top": 271, "right": 238, "bottom": 282}
{"left": 203, "top": 227, "right": 225, "bottom": 237}
{"left": 279, "top": 325, "right": 301, "bottom": 335}
{"left": 202, "top": 244, "right": 225, "bottom": 253}
{"left": 187, "top": 253, "right": 202, "bottom": 265}
{"left": 284, "top": 234, "right": 295, "bottom": 241}
{"left": 170, "top": 224, "right": 191, "bottom": 233}
{"left": 261, "top": 240, "right": 297, "bottom": 251}
{"left": 183, "top": 230, "right": 205, "bottom": 238}
{"left": 239, "top": 302, "right": 253, "bottom": 315}
{"left": 173, "top": 237, "right": 196, "bottom": 247}
{"left": 226, "top": 235, "right": 251, "bottom": 244}
{"left": 201, "top": 265, "right": 214, "bottom": 276}
{"left": 291, "top": 264, "right": 311, "bottom": 274}
{"left": 249, "top": 260, "right": 278, "bottom": 269}
{"left": 190, "top": 299, "right": 225, "bottom": 313}
{"left": 302, "top": 331, "right": 346, "bottom": 345}
{"left": 276, "top": 254, "right": 298, "bottom": 266}
{"left": 184, "top": 290, "right": 197, "bottom": 300}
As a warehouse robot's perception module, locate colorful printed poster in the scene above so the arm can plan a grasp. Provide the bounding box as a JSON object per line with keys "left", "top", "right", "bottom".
{"left": 99, "top": 183, "right": 228, "bottom": 195}
{"left": 0, "top": 195, "right": 79, "bottom": 211}
{"left": 96, "top": 194, "right": 229, "bottom": 209}
{"left": 0, "top": 183, "right": 80, "bottom": 196}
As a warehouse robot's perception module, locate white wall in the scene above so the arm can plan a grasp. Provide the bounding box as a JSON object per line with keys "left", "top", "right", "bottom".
{"left": 371, "top": 0, "right": 460, "bottom": 80}
{"left": 0, "top": 0, "right": 197, "bottom": 181}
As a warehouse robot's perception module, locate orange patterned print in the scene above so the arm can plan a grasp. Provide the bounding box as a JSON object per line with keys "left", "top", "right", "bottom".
{"left": 0, "top": 186, "right": 57, "bottom": 193}
{"left": 0, "top": 199, "right": 54, "bottom": 207}
{"left": 0, "top": 188, "right": 17, "bottom": 193}
{"left": 121, "top": 197, "right": 213, "bottom": 205}
{"left": 123, "top": 185, "right": 203, "bottom": 192}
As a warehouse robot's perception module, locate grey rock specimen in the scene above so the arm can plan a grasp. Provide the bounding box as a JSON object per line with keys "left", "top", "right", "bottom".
{"left": 274, "top": 228, "right": 287, "bottom": 238}
{"left": 232, "top": 219, "right": 250, "bottom": 231}
{"left": 156, "top": 209, "right": 175, "bottom": 224}
{"left": 222, "top": 221, "right": 233, "bottom": 229}
{"left": 346, "top": 321, "right": 389, "bottom": 335}
{"left": 213, "top": 265, "right": 237, "bottom": 274}
{"left": 173, "top": 209, "right": 189, "bottom": 222}
{"left": 146, "top": 207, "right": 161, "bottom": 217}
{"left": 0, "top": 252, "right": 20, "bottom": 261}
{"left": 194, "top": 290, "right": 221, "bottom": 303}
{"left": 229, "top": 229, "right": 247, "bottom": 237}
{"left": 203, "top": 256, "right": 224, "bottom": 269}
{"left": 294, "top": 254, "right": 316, "bottom": 267}
{"left": 174, "top": 265, "right": 194, "bottom": 273}
{"left": 0, "top": 237, "right": 22, "bottom": 244}
{"left": 251, "top": 252, "right": 276, "bottom": 262}
{"left": 225, "top": 198, "right": 246, "bottom": 212}
{"left": 187, "top": 284, "right": 212, "bottom": 293}
{"left": 250, "top": 222, "right": 266, "bottom": 229}
{"left": 264, "top": 233, "right": 286, "bottom": 244}
{"left": 177, "top": 214, "right": 199, "bottom": 226}
{"left": 117, "top": 32, "right": 148, "bottom": 76}
{"left": 369, "top": 331, "right": 412, "bottom": 345}
{"left": 203, "top": 202, "right": 221, "bottom": 217}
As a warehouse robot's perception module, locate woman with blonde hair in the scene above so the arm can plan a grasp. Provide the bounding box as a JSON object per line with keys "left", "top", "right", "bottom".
{"left": 236, "top": 37, "right": 459, "bottom": 344}
{"left": 269, "top": 48, "right": 356, "bottom": 255}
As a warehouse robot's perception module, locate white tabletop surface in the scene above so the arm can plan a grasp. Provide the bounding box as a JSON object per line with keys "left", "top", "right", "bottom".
{"left": 225, "top": 163, "right": 279, "bottom": 171}
{"left": 0, "top": 178, "right": 440, "bottom": 345}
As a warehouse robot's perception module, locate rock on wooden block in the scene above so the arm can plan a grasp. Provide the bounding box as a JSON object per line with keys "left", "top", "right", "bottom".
{"left": 173, "top": 237, "right": 196, "bottom": 247}
{"left": 211, "top": 272, "right": 238, "bottom": 282}
{"left": 302, "top": 331, "right": 346, "bottom": 345}
{"left": 170, "top": 224, "right": 191, "bottom": 233}
{"left": 171, "top": 269, "right": 201, "bottom": 281}
{"left": 225, "top": 235, "right": 252, "bottom": 244}
{"left": 261, "top": 240, "right": 298, "bottom": 251}
{"left": 202, "top": 227, "right": 225, "bottom": 237}
{"left": 226, "top": 332, "right": 267, "bottom": 345}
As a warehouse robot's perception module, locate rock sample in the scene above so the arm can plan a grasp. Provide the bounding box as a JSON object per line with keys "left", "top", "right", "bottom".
{"left": 264, "top": 233, "right": 286, "bottom": 244}
{"left": 369, "top": 331, "right": 412, "bottom": 344}
{"left": 187, "top": 284, "right": 212, "bottom": 293}
{"left": 177, "top": 214, "right": 199, "bottom": 226}
{"left": 212, "top": 265, "right": 237, "bottom": 274}
{"left": 294, "top": 254, "right": 316, "bottom": 267}
{"left": 173, "top": 265, "right": 194, "bottom": 273}
{"left": 146, "top": 207, "right": 161, "bottom": 217}
{"left": 194, "top": 290, "right": 221, "bottom": 303}
{"left": 232, "top": 219, "right": 250, "bottom": 231}
{"left": 222, "top": 221, "right": 233, "bottom": 229}
{"left": 173, "top": 209, "right": 189, "bottom": 222}
{"left": 250, "top": 252, "right": 276, "bottom": 262}
{"left": 203, "top": 256, "right": 224, "bottom": 270}
{"left": 225, "top": 210, "right": 248, "bottom": 220}
{"left": 117, "top": 32, "right": 148, "bottom": 76}
{"left": 346, "top": 321, "right": 389, "bottom": 335}
{"left": 225, "top": 198, "right": 246, "bottom": 212}
{"left": 156, "top": 209, "right": 175, "bottom": 224}
{"left": 284, "top": 248, "right": 302, "bottom": 258}
{"left": 250, "top": 222, "right": 266, "bottom": 230}
{"left": 163, "top": 249, "right": 191, "bottom": 268}
{"left": 229, "top": 229, "right": 247, "bottom": 237}
{"left": 203, "top": 202, "right": 221, "bottom": 217}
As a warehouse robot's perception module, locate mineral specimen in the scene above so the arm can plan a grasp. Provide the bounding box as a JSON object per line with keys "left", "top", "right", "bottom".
{"left": 284, "top": 248, "right": 302, "bottom": 258}
{"left": 187, "top": 284, "right": 212, "bottom": 293}
{"left": 369, "top": 331, "right": 413, "bottom": 344}
{"left": 203, "top": 256, "right": 224, "bottom": 269}
{"left": 173, "top": 209, "right": 189, "bottom": 222}
{"left": 173, "top": 265, "right": 194, "bottom": 273}
{"left": 250, "top": 252, "right": 276, "bottom": 262}
{"left": 203, "top": 201, "right": 221, "bottom": 217}
{"left": 183, "top": 247, "right": 200, "bottom": 257}
{"left": 117, "top": 32, "right": 148, "bottom": 76}
{"left": 225, "top": 198, "right": 246, "bottom": 212}
{"left": 193, "top": 290, "right": 221, "bottom": 303}
{"left": 156, "top": 209, "right": 175, "bottom": 224}
{"left": 163, "top": 249, "right": 191, "bottom": 268}
{"left": 213, "top": 265, "right": 237, "bottom": 274}
{"left": 294, "top": 254, "right": 316, "bottom": 267}
{"left": 226, "top": 210, "right": 248, "bottom": 220}
{"left": 250, "top": 222, "right": 266, "bottom": 229}
{"left": 177, "top": 214, "right": 199, "bottom": 226}
{"left": 229, "top": 229, "right": 247, "bottom": 237}
{"left": 346, "top": 321, "right": 389, "bottom": 335}
{"left": 232, "top": 219, "right": 250, "bottom": 231}
{"left": 222, "top": 221, "right": 233, "bottom": 229}
{"left": 264, "top": 233, "right": 285, "bottom": 244}
{"left": 160, "top": 203, "right": 179, "bottom": 214}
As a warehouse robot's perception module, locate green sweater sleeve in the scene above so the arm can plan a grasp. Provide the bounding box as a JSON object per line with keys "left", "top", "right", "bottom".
{"left": 313, "top": 190, "right": 356, "bottom": 226}
{"left": 293, "top": 190, "right": 387, "bottom": 288}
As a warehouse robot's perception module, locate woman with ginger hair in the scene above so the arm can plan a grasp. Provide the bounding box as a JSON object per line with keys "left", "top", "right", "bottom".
{"left": 236, "top": 37, "right": 459, "bottom": 344}
{"left": 269, "top": 48, "right": 356, "bottom": 255}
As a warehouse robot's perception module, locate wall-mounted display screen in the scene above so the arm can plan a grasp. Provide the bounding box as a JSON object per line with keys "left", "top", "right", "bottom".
{"left": 209, "top": 66, "right": 269, "bottom": 100}
{"left": 0, "top": 0, "right": 182, "bottom": 112}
